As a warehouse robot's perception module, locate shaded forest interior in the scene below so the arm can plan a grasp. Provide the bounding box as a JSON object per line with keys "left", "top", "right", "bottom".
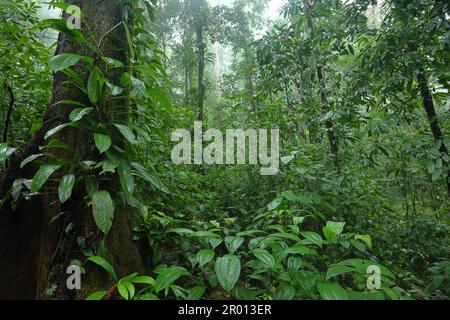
{"left": 0, "top": 0, "right": 449, "bottom": 300}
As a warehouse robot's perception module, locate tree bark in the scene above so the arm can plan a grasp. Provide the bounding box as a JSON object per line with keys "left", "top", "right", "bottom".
{"left": 0, "top": 0, "right": 147, "bottom": 299}
{"left": 196, "top": 23, "right": 205, "bottom": 122}
{"left": 417, "top": 71, "right": 450, "bottom": 196}
{"left": 317, "top": 65, "right": 340, "bottom": 172}
{"left": 305, "top": 1, "right": 340, "bottom": 171}
{"left": 2, "top": 82, "right": 14, "bottom": 143}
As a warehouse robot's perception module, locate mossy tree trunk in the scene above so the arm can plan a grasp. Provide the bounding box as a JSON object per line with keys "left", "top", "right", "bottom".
{"left": 0, "top": 0, "right": 147, "bottom": 300}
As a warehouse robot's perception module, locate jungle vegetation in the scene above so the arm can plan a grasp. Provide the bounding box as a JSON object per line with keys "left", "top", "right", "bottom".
{"left": 0, "top": 0, "right": 449, "bottom": 300}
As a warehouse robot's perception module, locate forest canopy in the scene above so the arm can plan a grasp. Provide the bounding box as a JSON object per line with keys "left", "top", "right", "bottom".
{"left": 0, "top": 0, "right": 449, "bottom": 301}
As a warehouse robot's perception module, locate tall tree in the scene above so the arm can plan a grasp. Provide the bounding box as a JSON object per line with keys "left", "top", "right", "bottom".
{"left": 0, "top": 0, "right": 146, "bottom": 299}
{"left": 352, "top": 0, "right": 450, "bottom": 195}
{"left": 191, "top": 0, "right": 209, "bottom": 121}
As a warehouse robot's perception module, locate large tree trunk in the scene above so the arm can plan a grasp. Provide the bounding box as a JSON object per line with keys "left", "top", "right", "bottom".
{"left": 417, "top": 71, "right": 450, "bottom": 196}
{"left": 0, "top": 0, "right": 147, "bottom": 300}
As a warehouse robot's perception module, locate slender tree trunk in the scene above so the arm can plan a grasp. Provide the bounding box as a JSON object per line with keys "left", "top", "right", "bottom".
{"left": 305, "top": 3, "right": 340, "bottom": 171}
{"left": 196, "top": 24, "right": 205, "bottom": 122}
{"left": 188, "top": 67, "right": 193, "bottom": 106}
{"left": 317, "top": 66, "right": 339, "bottom": 171}
{"left": 243, "top": 46, "right": 256, "bottom": 110}
{"left": 2, "top": 82, "right": 14, "bottom": 143}
{"left": 0, "top": 0, "right": 147, "bottom": 299}
{"left": 417, "top": 71, "right": 450, "bottom": 196}
{"left": 162, "top": 35, "right": 167, "bottom": 70}
{"left": 184, "top": 65, "right": 189, "bottom": 107}
{"left": 214, "top": 42, "right": 222, "bottom": 103}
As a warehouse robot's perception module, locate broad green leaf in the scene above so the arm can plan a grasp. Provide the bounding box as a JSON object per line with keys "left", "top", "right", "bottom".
{"left": 275, "top": 284, "right": 295, "bottom": 300}
{"left": 117, "top": 280, "right": 136, "bottom": 300}
{"left": 87, "top": 69, "right": 101, "bottom": 103}
{"left": 253, "top": 249, "right": 275, "bottom": 269}
{"left": 61, "top": 100, "right": 89, "bottom": 108}
{"left": 270, "top": 232, "right": 301, "bottom": 242}
{"left": 20, "top": 154, "right": 43, "bottom": 169}
{"left": 130, "top": 276, "right": 155, "bottom": 286}
{"left": 114, "top": 124, "right": 137, "bottom": 144}
{"left": 193, "top": 231, "right": 222, "bottom": 239}
{"left": 300, "top": 231, "right": 323, "bottom": 248}
{"left": 382, "top": 287, "right": 400, "bottom": 300}
{"left": 323, "top": 221, "right": 346, "bottom": 242}
{"left": 130, "top": 162, "right": 170, "bottom": 194}
{"left": 215, "top": 254, "right": 241, "bottom": 292}
{"left": 354, "top": 234, "right": 372, "bottom": 250}
{"left": 425, "top": 276, "right": 445, "bottom": 292}
{"left": 85, "top": 291, "right": 108, "bottom": 300}
{"left": 118, "top": 164, "right": 135, "bottom": 195}
{"left": 326, "top": 264, "right": 355, "bottom": 280}
{"left": 31, "top": 165, "right": 61, "bottom": 193}
{"left": 40, "top": 18, "right": 88, "bottom": 45}
{"left": 87, "top": 256, "right": 117, "bottom": 281}
{"left": 225, "top": 236, "right": 244, "bottom": 254}
{"left": 150, "top": 87, "right": 170, "bottom": 107}
{"left": 139, "top": 293, "right": 159, "bottom": 300}
{"left": 166, "top": 228, "right": 194, "bottom": 235}
{"left": 268, "top": 196, "right": 283, "bottom": 211}
{"left": 293, "top": 216, "right": 305, "bottom": 225}
{"left": 281, "top": 190, "right": 297, "bottom": 201}
{"left": 197, "top": 249, "right": 215, "bottom": 268}
{"left": 285, "top": 245, "right": 317, "bottom": 256}
{"left": 91, "top": 190, "right": 114, "bottom": 234}
{"left": 318, "top": 282, "right": 349, "bottom": 300}
{"left": 0, "top": 143, "right": 16, "bottom": 162}
{"left": 337, "top": 259, "right": 395, "bottom": 279}
{"left": 117, "top": 282, "right": 129, "bottom": 300}
{"left": 94, "top": 133, "right": 112, "bottom": 154}
{"left": 49, "top": 53, "right": 82, "bottom": 71}
{"left": 280, "top": 154, "right": 295, "bottom": 164}
{"left": 282, "top": 190, "right": 313, "bottom": 204}
{"left": 44, "top": 124, "right": 70, "bottom": 140}
{"left": 209, "top": 238, "right": 223, "bottom": 250}
{"left": 155, "top": 266, "right": 190, "bottom": 293}
{"left": 95, "top": 160, "right": 117, "bottom": 175}
{"left": 41, "top": 139, "right": 69, "bottom": 150}
{"left": 326, "top": 221, "right": 345, "bottom": 235}
{"left": 46, "top": 2, "right": 73, "bottom": 12}
{"left": 188, "top": 286, "right": 206, "bottom": 300}
{"left": 120, "top": 72, "right": 132, "bottom": 86}
{"left": 106, "top": 82, "right": 123, "bottom": 96}
{"left": 58, "top": 174, "right": 75, "bottom": 203}
{"left": 287, "top": 256, "right": 303, "bottom": 271}
{"left": 70, "top": 107, "right": 93, "bottom": 122}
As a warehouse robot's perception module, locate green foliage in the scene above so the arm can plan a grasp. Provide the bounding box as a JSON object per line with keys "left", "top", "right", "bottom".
{"left": 87, "top": 256, "right": 118, "bottom": 282}
{"left": 215, "top": 254, "right": 241, "bottom": 292}
{"left": 1, "top": 0, "right": 449, "bottom": 301}
{"left": 58, "top": 174, "right": 75, "bottom": 203}
{"left": 49, "top": 53, "right": 82, "bottom": 71}
{"left": 0, "top": 0, "right": 52, "bottom": 145}
{"left": 30, "top": 165, "right": 60, "bottom": 193}
{"left": 91, "top": 191, "right": 114, "bottom": 234}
